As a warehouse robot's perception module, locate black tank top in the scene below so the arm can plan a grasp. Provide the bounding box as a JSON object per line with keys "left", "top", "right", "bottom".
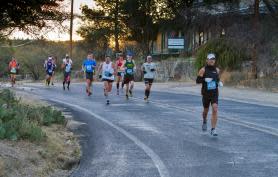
{"left": 201, "top": 65, "right": 219, "bottom": 95}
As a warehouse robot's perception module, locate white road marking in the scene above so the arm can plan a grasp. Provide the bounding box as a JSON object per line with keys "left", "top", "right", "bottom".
{"left": 50, "top": 98, "right": 170, "bottom": 177}
{"left": 132, "top": 97, "right": 278, "bottom": 138}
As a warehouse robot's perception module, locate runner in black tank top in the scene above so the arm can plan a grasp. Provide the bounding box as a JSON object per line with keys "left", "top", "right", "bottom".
{"left": 196, "top": 53, "right": 221, "bottom": 136}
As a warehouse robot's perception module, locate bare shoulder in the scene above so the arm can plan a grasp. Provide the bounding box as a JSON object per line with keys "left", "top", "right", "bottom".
{"left": 216, "top": 67, "right": 220, "bottom": 73}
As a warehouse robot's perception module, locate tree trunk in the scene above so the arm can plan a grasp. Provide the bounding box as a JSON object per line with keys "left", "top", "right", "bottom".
{"left": 114, "top": 0, "right": 120, "bottom": 52}
{"left": 252, "top": 0, "right": 259, "bottom": 79}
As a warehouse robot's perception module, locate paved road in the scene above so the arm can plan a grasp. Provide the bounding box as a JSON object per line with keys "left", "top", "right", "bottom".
{"left": 18, "top": 83, "right": 278, "bottom": 177}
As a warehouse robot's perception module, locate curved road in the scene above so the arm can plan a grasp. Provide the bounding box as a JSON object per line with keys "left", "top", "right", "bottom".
{"left": 18, "top": 83, "right": 278, "bottom": 177}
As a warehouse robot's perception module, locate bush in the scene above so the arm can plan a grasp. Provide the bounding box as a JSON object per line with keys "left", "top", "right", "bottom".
{"left": 195, "top": 38, "right": 248, "bottom": 70}
{"left": 0, "top": 89, "right": 65, "bottom": 142}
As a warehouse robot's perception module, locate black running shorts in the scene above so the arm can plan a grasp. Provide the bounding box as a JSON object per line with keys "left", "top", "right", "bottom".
{"left": 202, "top": 92, "right": 218, "bottom": 108}
{"left": 86, "top": 72, "right": 94, "bottom": 81}
{"left": 144, "top": 78, "right": 154, "bottom": 85}
{"left": 123, "top": 75, "right": 134, "bottom": 84}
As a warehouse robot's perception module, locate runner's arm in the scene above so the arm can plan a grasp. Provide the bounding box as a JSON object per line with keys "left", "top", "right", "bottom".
{"left": 120, "top": 60, "right": 126, "bottom": 71}
{"left": 133, "top": 60, "right": 136, "bottom": 71}
{"left": 196, "top": 67, "right": 205, "bottom": 84}
{"left": 112, "top": 63, "right": 116, "bottom": 76}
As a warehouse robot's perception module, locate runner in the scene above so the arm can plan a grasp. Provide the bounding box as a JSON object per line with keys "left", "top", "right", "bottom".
{"left": 44, "top": 56, "right": 55, "bottom": 86}
{"left": 115, "top": 53, "right": 125, "bottom": 95}
{"left": 141, "top": 55, "right": 156, "bottom": 102}
{"left": 196, "top": 53, "right": 221, "bottom": 136}
{"left": 121, "top": 52, "right": 136, "bottom": 99}
{"left": 82, "top": 53, "right": 97, "bottom": 96}
{"left": 51, "top": 56, "right": 57, "bottom": 85}
{"left": 62, "top": 54, "right": 73, "bottom": 90}
{"left": 8, "top": 57, "right": 19, "bottom": 87}
{"left": 98, "top": 55, "right": 115, "bottom": 105}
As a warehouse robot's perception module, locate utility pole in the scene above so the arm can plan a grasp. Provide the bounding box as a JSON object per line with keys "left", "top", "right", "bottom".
{"left": 70, "top": 0, "right": 74, "bottom": 58}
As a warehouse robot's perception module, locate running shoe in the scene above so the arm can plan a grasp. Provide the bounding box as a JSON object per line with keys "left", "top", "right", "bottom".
{"left": 88, "top": 91, "right": 92, "bottom": 96}
{"left": 126, "top": 94, "right": 129, "bottom": 100}
{"left": 211, "top": 129, "right": 218, "bottom": 136}
{"left": 63, "top": 85, "right": 65, "bottom": 90}
{"left": 117, "top": 89, "right": 119, "bottom": 95}
{"left": 106, "top": 100, "right": 110, "bottom": 105}
{"left": 202, "top": 123, "right": 207, "bottom": 131}
{"left": 129, "top": 90, "right": 133, "bottom": 97}
{"left": 67, "top": 85, "right": 69, "bottom": 90}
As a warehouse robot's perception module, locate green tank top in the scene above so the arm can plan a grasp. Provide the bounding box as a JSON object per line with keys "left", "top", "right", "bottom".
{"left": 125, "top": 60, "right": 135, "bottom": 75}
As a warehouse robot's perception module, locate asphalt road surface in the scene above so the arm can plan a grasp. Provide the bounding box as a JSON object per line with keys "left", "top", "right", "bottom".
{"left": 17, "top": 83, "right": 278, "bottom": 177}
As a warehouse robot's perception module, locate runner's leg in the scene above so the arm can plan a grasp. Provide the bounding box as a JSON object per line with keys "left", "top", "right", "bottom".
{"left": 211, "top": 103, "right": 218, "bottom": 129}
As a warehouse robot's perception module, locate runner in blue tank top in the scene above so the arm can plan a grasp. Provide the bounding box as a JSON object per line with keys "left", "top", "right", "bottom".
{"left": 82, "top": 53, "right": 97, "bottom": 96}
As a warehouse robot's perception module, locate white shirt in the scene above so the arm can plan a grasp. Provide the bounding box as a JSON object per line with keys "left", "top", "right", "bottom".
{"left": 142, "top": 62, "right": 156, "bottom": 79}
{"left": 102, "top": 62, "right": 114, "bottom": 80}
{"left": 63, "top": 59, "right": 73, "bottom": 72}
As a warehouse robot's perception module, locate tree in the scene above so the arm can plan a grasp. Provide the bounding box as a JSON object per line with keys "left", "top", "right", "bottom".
{"left": 78, "top": 0, "right": 126, "bottom": 52}
{"left": 0, "top": 0, "right": 67, "bottom": 38}
{"left": 122, "top": 0, "right": 171, "bottom": 55}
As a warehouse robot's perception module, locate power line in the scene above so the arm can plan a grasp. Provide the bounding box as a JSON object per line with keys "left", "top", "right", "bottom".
{"left": 0, "top": 40, "right": 34, "bottom": 48}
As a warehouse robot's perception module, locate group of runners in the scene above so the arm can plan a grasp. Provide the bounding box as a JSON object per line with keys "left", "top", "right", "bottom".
{"left": 7, "top": 52, "right": 221, "bottom": 136}
{"left": 82, "top": 52, "right": 156, "bottom": 105}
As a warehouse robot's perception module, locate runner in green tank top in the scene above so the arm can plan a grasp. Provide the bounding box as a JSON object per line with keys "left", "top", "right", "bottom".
{"left": 121, "top": 53, "right": 136, "bottom": 99}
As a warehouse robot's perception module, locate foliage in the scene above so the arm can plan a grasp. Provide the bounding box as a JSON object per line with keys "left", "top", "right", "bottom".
{"left": 195, "top": 38, "right": 248, "bottom": 70}
{"left": 78, "top": 0, "right": 126, "bottom": 52}
{"left": 0, "top": 89, "right": 65, "bottom": 142}
{"left": 0, "top": 0, "right": 67, "bottom": 38}
{"left": 0, "top": 39, "right": 90, "bottom": 80}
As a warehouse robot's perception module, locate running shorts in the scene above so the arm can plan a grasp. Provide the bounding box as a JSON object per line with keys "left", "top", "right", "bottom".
{"left": 123, "top": 75, "right": 134, "bottom": 84}
{"left": 86, "top": 72, "right": 94, "bottom": 81}
{"left": 202, "top": 92, "right": 218, "bottom": 108}
{"left": 102, "top": 78, "right": 114, "bottom": 83}
{"left": 144, "top": 78, "right": 154, "bottom": 85}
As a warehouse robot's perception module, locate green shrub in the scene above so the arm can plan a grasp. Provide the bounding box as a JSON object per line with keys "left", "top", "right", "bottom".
{"left": 195, "top": 38, "right": 248, "bottom": 70}
{"left": 0, "top": 89, "right": 65, "bottom": 142}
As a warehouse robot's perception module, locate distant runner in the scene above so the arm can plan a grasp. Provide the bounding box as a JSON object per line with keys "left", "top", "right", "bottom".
{"left": 51, "top": 56, "right": 57, "bottom": 85}
{"left": 62, "top": 54, "right": 73, "bottom": 90}
{"left": 121, "top": 53, "right": 136, "bottom": 99}
{"left": 82, "top": 53, "right": 97, "bottom": 96}
{"left": 98, "top": 55, "right": 115, "bottom": 105}
{"left": 196, "top": 53, "right": 222, "bottom": 136}
{"left": 115, "top": 53, "right": 125, "bottom": 95}
{"left": 141, "top": 55, "right": 156, "bottom": 102}
{"left": 8, "top": 57, "right": 19, "bottom": 87}
{"left": 44, "top": 56, "right": 55, "bottom": 86}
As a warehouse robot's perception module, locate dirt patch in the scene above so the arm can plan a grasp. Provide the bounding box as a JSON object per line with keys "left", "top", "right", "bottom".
{"left": 0, "top": 90, "right": 81, "bottom": 177}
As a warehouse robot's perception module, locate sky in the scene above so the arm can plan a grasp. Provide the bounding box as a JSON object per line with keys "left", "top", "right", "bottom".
{"left": 12, "top": 0, "right": 95, "bottom": 41}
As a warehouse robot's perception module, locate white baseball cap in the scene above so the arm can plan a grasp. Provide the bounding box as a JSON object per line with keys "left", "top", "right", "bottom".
{"left": 207, "top": 53, "right": 216, "bottom": 60}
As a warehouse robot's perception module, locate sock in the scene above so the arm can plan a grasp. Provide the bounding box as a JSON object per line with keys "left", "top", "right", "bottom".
{"left": 146, "top": 90, "right": 150, "bottom": 98}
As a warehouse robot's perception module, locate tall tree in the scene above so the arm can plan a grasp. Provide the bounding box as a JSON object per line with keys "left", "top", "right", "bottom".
{"left": 122, "top": 0, "right": 171, "bottom": 55}
{"left": 0, "top": 0, "right": 66, "bottom": 38}
{"left": 78, "top": 0, "right": 126, "bottom": 52}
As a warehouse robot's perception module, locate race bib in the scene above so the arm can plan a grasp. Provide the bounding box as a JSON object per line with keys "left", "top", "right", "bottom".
{"left": 48, "top": 69, "right": 53, "bottom": 73}
{"left": 104, "top": 71, "right": 111, "bottom": 77}
{"left": 65, "top": 65, "right": 71, "bottom": 72}
{"left": 126, "top": 69, "right": 133, "bottom": 74}
{"left": 207, "top": 81, "right": 217, "bottom": 90}
{"left": 10, "top": 68, "right": 16, "bottom": 74}
{"left": 86, "top": 65, "right": 92, "bottom": 71}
